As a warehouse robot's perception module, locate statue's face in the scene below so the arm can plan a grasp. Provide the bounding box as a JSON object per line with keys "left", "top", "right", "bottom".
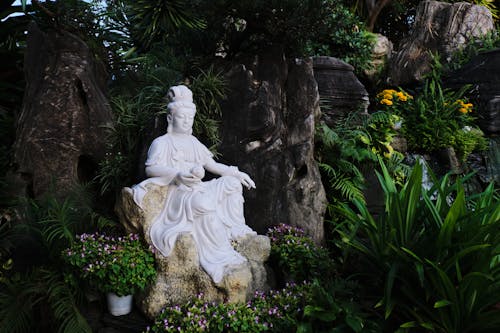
{"left": 168, "top": 107, "right": 195, "bottom": 134}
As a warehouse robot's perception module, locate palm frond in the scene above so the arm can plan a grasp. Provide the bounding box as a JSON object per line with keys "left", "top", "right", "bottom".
{"left": 39, "top": 269, "right": 91, "bottom": 333}
{"left": 0, "top": 275, "right": 38, "bottom": 333}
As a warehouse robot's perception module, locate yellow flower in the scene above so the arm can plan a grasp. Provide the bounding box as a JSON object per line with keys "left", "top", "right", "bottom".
{"left": 383, "top": 93, "right": 393, "bottom": 100}
{"left": 380, "top": 99, "right": 393, "bottom": 106}
{"left": 384, "top": 144, "right": 394, "bottom": 158}
{"left": 377, "top": 89, "right": 396, "bottom": 99}
{"left": 459, "top": 107, "right": 468, "bottom": 114}
{"left": 396, "top": 92, "right": 408, "bottom": 101}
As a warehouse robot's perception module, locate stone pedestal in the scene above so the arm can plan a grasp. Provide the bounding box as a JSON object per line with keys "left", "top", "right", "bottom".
{"left": 115, "top": 183, "right": 271, "bottom": 319}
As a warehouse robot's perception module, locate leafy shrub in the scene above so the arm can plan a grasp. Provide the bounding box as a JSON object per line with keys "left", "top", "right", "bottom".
{"left": 316, "top": 111, "right": 410, "bottom": 207}
{"left": 336, "top": 159, "right": 500, "bottom": 332}
{"left": 376, "top": 77, "right": 487, "bottom": 160}
{"left": 140, "top": 0, "right": 374, "bottom": 72}
{"left": 267, "top": 224, "right": 332, "bottom": 282}
{"left": 299, "top": 280, "right": 381, "bottom": 333}
{"left": 304, "top": 4, "right": 376, "bottom": 73}
{"left": 146, "top": 283, "right": 307, "bottom": 332}
{"left": 454, "top": 126, "right": 488, "bottom": 162}
{"left": 63, "top": 233, "right": 156, "bottom": 296}
{"left": 316, "top": 119, "right": 373, "bottom": 205}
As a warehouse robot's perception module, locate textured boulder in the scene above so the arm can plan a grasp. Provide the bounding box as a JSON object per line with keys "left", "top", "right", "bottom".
{"left": 389, "top": 0, "right": 494, "bottom": 86}
{"left": 364, "top": 33, "right": 393, "bottom": 83}
{"left": 13, "top": 22, "right": 113, "bottom": 197}
{"left": 444, "top": 49, "right": 500, "bottom": 135}
{"left": 313, "top": 56, "right": 369, "bottom": 125}
{"left": 115, "top": 183, "right": 271, "bottom": 319}
{"left": 218, "top": 51, "right": 327, "bottom": 243}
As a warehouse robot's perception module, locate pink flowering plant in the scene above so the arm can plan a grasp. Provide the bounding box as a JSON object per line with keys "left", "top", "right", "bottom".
{"left": 267, "top": 224, "right": 332, "bottom": 282}
{"left": 62, "top": 233, "right": 156, "bottom": 296}
{"left": 146, "top": 282, "right": 307, "bottom": 332}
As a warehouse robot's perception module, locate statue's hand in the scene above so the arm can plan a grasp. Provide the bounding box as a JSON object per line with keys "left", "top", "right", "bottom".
{"left": 237, "top": 171, "right": 256, "bottom": 190}
{"left": 176, "top": 172, "right": 201, "bottom": 187}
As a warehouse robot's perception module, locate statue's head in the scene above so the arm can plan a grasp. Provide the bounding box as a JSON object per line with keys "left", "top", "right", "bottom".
{"left": 166, "top": 85, "right": 196, "bottom": 135}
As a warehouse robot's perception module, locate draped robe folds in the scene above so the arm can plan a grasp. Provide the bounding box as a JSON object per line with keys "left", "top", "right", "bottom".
{"left": 138, "top": 134, "right": 256, "bottom": 283}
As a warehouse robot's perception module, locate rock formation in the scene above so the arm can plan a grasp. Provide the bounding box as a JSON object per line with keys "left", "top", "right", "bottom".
{"left": 313, "top": 56, "right": 369, "bottom": 125}
{"left": 218, "top": 50, "right": 327, "bottom": 243}
{"left": 389, "top": 0, "right": 494, "bottom": 86}
{"left": 13, "top": 22, "right": 113, "bottom": 198}
{"left": 444, "top": 49, "right": 500, "bottom": 135}
{"left": 364, "top": 33, "right": 393, "bottom": 85}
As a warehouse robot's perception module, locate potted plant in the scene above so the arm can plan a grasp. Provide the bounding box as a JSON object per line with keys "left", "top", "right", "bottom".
{"left": 62, "top": 232, "right": 156, "bottom": 316}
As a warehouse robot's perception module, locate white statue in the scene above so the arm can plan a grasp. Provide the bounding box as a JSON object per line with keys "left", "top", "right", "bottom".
{"left": 131, "top": 85, "right": 257, "bottom": 284}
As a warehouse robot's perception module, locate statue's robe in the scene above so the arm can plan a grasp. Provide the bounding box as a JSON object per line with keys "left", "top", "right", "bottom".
{"left": 133, "top": 133, "right": 255, "bottom": 283}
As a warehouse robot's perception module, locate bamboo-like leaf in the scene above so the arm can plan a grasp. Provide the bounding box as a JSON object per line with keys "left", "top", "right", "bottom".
{"left": 400, "top": 321, "right": 418, "bottom": 328}
{"left": 402, "top": 161, "right": 422, "bottom": 244}
{"left": 438, "top": 186, "right": 466, "bottom": 249}
{"left": 442, "top": 244, "right": 492, "bottom": 272}
{"left": 401, "top": 247, "right": 423, "bottom": 263}
{"left": 434, "top": 299, "right": 452, "bottom": 308}
{"left": 384, "top": 264, "right": 397, "bottom": 319}
{"left": 422, "top": 191, "right": 443, "bottom": 228}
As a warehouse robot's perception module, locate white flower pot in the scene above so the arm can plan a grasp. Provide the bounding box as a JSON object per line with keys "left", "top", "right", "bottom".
{"left": 106, "top": 292, "right": 133, "bottom": 316}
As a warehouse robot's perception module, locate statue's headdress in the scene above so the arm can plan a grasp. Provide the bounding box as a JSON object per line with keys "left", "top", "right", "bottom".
{"left": 167, "top": 85, "right": 196, "bottom": 110}
{"left": 166, "top": 85, "right": 196, "bottom": 134}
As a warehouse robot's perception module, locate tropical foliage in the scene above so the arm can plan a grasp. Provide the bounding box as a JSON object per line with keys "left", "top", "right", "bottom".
{"left": 0, "top": 188, "right": 105, "bottom": 333}
{"left": 336, "top": 160, "right": 500, "bottom": 332}
{"left": 0, "top": 1, "right": 498, "bottom": 332}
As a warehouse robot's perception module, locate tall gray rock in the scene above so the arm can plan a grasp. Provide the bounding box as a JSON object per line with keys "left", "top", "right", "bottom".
{"left": 444, "top": 49, "right": 500, "bottom": 135}
{"left": 13, "top": 22, "right": 113, "bottom": 197}
{"left": 389, "top": 0, "right": 494, "bottom": 86}
{"left": 219, "top": 51, "right": 326, "bottom": 243}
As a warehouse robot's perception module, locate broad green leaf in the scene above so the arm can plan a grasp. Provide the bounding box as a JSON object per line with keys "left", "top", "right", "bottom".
{"left": 400, "top": 321, "right": 418, "bottom": 328}
{"left": 434, "top": 299, "right": 452, "bottom": 308}
{"left": 345, "top": 314, "right": 364, "bottom": 332}
{"left": 438, "top": 186, "right": 466, "bottom": 247}
{"left": 420, "top": 322, "right": 435, "bottom": 330}
{"left": 401, "top": 247, "right": 423, "bottom": 263}
{"left": 296, "top": 322, "right": 312, "bottom": 333}
{"left": 384, "top": 264, "right": 397, "bottom": 319}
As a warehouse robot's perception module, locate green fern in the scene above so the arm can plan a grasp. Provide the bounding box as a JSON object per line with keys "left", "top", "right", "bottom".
{"left": 0, "top": 275, "right": 37, "bottom": 333}
{"left": 41, "top": 269, "right": 91, "bottom": 333}
{"left": 316, "top": 118, "right": 373, "bottom": 205}
{"left": 319, "top": 163, "right": 366, "bottom": 204}
{"left": 0, "top": 187, "right": 112, "bottom": 332}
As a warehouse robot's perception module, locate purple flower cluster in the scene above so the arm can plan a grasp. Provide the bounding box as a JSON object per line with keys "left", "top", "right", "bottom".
{"left": 147, "top": 282, "right": 309, "bottom": 332}
{"left": 267, "top": 223, "right": 306, "bottom": 243}
{"left": 62, "top": 232, "right": 156, "bottom": 295}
